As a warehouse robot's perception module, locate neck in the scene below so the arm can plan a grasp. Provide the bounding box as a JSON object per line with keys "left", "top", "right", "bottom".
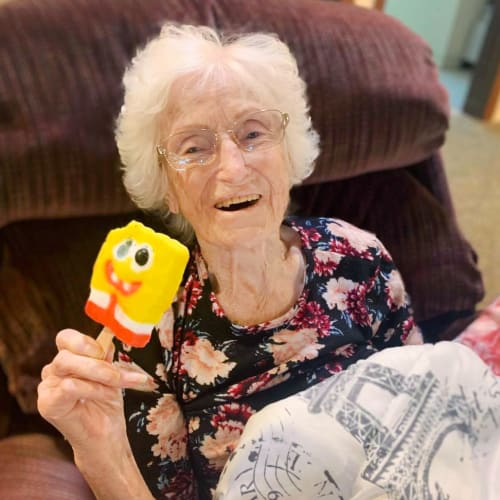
{"left": 197, "top": 225, "right": 304, "bottom": 325}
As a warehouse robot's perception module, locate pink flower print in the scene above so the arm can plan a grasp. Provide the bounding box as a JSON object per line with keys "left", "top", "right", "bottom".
{"left": 226, "top": 381, "right": 247, "bottom": 399}
{"left": 334, "top": 343, "right": 355, "bottom": 358}
{"left": 199, "top": 404, "right": 255, "bottom": 468}
{"left": 313, "top": 249, "right": 341, "bottom": 276}
{"left": 325, "top": 361, "right": 343, "bottom": 375}
{"left": 327, "top": 221, "right": 377, "bottom": 254}
{"left": 247, "top": 367, "right": 290, "bottom": 394}
{"left": 146, "top": 394, "right": 187, "bottom": 462}
{"left": 200, "top": 404, "right": 253, "bottom": 468}
{"left": 385, "top": 270, "right": 406, "bottom": 310}
{"left": 181, "top": 338, "right": 235, "bottom": 385}
{"left": 227, "top": 366, "right": 291, "bottom": 399}
{"left": 400, "top": 317, "right": 418, "bottom": 343}
{"left": 155, "top": 362, "right": 168, "bottom": 383}
{"left": 211, "top": 403, "right": 256, "bottom": 431}
{"left": 300, "top": 226, "right": 322, "bottom": 249}
{"left": 345, "top": 283, "right": 371, "bottom": 326}
{"left": 188, "top": 417, "right": 200, "bottom": 433}
{"left": 176, "top": 285, "right": 188, "bottom": 318}
{"left": 210, "top": 292, "right": 225, "bottom": 317}
{"left": 329, "top": 238, "right": 373, "bottom": 260}
{"left": 322, "top": 277, "right": 356, "bottom": 311}
{"left": 292, "top": 300, "right": 331, "bottom": 337}
{"left": 159, "top": 469, "right": 195, "bottom": 499}
{"left": 157, "top": 307, "right": 174, "bottom": 349}
{"left": 186, "top": 278, "right": 203, "bottom": 315}
{"left": 200, "top": 426, "right": 244, "bottom": 470}
{"left": 270, "top": 328, "right": 324, "bottom": 365}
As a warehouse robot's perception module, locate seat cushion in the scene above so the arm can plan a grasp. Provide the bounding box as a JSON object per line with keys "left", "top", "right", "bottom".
{"left": 0, "top": 433, "right": 95, "bottom": 499}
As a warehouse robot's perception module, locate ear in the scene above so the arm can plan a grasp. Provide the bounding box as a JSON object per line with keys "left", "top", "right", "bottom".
{"left": 166, "top": 187, "right": 180, "bottom": 214}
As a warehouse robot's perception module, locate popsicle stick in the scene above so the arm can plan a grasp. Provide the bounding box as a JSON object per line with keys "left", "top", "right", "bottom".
{"left": 96, "top": 326, "right": 114, "bottom": 359}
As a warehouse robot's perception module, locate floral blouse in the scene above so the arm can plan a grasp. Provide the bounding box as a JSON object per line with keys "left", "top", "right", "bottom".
{"left": 114, "top": 217, "right": 418, "bottom": 499}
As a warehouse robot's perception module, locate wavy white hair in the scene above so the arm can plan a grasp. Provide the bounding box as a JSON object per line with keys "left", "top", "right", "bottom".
{"left": 116, "top": 24, "right": 320, "bottom": 236}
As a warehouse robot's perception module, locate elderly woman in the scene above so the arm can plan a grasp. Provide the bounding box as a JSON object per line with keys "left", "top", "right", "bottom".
{"left": 37, "top": 24, "right": 422, "bottom": 499}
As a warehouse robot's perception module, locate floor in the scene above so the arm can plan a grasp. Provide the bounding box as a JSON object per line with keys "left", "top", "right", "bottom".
{"left": 439, "top": 68, "right": 500, "bottom": 309}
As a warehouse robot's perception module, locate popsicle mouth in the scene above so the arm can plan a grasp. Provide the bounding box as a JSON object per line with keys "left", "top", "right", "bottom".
{"left": 105, "top": 260, "right": 142, "bottom": 296}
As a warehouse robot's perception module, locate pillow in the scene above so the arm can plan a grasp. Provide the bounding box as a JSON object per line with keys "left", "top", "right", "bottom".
{"left": 0, "top": 0, "right": 448, "bottom": 228}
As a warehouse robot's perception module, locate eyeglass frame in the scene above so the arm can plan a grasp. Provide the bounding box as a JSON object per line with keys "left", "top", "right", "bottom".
{"left": 156, "top": 109, "right": 290, "bottom": 172}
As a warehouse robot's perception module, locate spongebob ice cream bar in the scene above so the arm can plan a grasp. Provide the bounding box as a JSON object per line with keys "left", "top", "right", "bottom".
{"left": 85, "top": 221, "right": 189, "bottom": 347}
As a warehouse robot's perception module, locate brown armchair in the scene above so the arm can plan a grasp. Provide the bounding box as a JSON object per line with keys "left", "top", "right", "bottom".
{"left": 0, "top": 0, "right": 483, "bottom": 496}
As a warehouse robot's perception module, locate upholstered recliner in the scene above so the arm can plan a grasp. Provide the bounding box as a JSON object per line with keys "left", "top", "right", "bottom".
{"left": 0, "top": 0, "right": 483, "bottom": 496}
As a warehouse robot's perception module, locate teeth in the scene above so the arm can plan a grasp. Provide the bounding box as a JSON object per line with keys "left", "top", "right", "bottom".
{"left": 111, "top": 270, "right": 134, "bottom": 291}
{"left": 215, "top": 194, "right": 261, "bottom": 209}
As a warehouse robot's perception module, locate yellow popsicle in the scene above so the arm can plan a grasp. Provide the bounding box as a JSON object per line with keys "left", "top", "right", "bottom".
{"left": 85, "top": 220, "right": 189, "bottom": 348}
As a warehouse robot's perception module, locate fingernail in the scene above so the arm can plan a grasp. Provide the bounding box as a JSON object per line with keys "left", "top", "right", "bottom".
{"left": 121, "top": 371, "right": 150, "bottom": 387}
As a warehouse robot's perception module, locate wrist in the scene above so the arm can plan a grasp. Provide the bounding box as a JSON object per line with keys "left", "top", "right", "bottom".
{"left": 74, "top": 444, "right": 153, "bottom": 499}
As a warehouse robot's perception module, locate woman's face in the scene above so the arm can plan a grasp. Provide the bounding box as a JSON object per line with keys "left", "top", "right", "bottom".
{"left": 161, "top": 86, "right": 291, "bottom": 250}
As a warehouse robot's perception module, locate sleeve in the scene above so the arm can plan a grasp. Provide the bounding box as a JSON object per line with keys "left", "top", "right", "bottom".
{"left": 114, "top": 306, "right": 197, "bottom": 499}
{"left": 368, "top": 242, "right": 423, "bottom": 350}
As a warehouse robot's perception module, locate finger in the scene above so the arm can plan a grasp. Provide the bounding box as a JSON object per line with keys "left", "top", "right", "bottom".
{"left": 41, "top": 362, "right": 53, "bottom": 381}
{"left": 52, "top": 349, "right": 122, "bottom": 387}
{"left": 56, "top": 329, "right": 105, "bottom": 359}
{"left": 119, "top": 369, "right": 156, "bottom": 392}
{"left": 38, "top": 375, "right": 121, "bottom": 419}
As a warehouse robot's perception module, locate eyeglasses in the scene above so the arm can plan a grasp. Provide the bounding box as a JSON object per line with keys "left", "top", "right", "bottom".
{"left": 156, "top": 109, "right": 289, "bottom": 171}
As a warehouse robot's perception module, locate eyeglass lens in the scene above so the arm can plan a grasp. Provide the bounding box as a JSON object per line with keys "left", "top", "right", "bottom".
{"left": 165, "top": 110, "right": 285, "bottom": 168}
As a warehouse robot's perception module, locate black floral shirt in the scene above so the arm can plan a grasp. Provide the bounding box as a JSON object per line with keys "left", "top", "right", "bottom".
{"left": 115, "top": 217, "right": 418, "bottom": 499}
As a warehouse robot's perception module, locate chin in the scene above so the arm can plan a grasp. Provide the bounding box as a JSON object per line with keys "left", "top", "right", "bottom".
{"left": 216, "top": 227, "right": 260, "bottom": 245}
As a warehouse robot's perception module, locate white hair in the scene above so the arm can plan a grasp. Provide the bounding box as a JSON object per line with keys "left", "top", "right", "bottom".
{"left": 116, "top": 23, "right": 320, "bottom": 233}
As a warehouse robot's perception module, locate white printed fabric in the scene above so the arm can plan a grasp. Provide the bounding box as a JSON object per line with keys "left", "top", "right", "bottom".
{"left": 215, "top": 342, "right": 500, "bottom": 500}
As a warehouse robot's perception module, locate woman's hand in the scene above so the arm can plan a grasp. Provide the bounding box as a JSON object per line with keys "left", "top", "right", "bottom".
{"left": 38, "top": 329, "right": 155, "bottom": 499}
{"left": 37, "top": 328, "right": 148, "bottom": 452}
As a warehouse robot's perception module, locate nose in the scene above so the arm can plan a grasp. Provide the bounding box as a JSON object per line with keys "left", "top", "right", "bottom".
{"left": 216, "top": 133, "right": 249, "bottom": 182}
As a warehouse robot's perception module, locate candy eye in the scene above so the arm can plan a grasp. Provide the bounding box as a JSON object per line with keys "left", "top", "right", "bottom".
{"left": 135, "top": 248, "right": 149, "bottom": 266}
{"left": 131, "top": 244, "right": 153, "bottom": 272}
{"left": 113, "top": 239, "right": 133, "bottom": 260}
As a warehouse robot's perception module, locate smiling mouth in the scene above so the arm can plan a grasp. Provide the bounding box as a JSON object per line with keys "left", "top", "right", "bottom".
{"left": 215, "top": 194, "right": 262, "bottom": 212}
{"left": 105, "top": 260, "right": 142, "bottom": 296}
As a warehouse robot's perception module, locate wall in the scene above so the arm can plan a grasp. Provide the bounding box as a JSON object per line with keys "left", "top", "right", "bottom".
{"left": 446, "top": 0, "right": 488, "bottom": 68}
{"left": 385, "top": 0, "right": 459, "bottom": 67}
{"left": 385, "top": 0, "right": 486, "bottom": 68}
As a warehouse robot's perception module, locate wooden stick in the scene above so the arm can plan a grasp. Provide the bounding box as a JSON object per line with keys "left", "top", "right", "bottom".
{"left": 96, "top": 326, "right": 114, "bottom": 359}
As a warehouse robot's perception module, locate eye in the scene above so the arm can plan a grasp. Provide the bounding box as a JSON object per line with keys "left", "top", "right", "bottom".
{"left": 131, "top": 244, "right": 153, "bottom": 272}
{"left": 183, "top": 145, "right": 202, "bottom": 155}
{"left": 113, "top": 239, "right": 133, "bottom": 260}
{"left": 236, "top": 119, "right": 269, "bottom": 146}
{"left": 245, "top": 130, "right": 261, "bottom": 140}
{"left": 169, "top": 132, "right": 213, "bottom": 157}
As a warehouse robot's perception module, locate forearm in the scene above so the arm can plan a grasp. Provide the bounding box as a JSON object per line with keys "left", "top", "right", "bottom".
{"left": 74, "top": 444, "right": 154, "bottom": 500}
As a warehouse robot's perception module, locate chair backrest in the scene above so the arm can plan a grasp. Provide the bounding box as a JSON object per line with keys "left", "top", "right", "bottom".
{"left": 0, "top": 0, "right": 449, "bottom": 227}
